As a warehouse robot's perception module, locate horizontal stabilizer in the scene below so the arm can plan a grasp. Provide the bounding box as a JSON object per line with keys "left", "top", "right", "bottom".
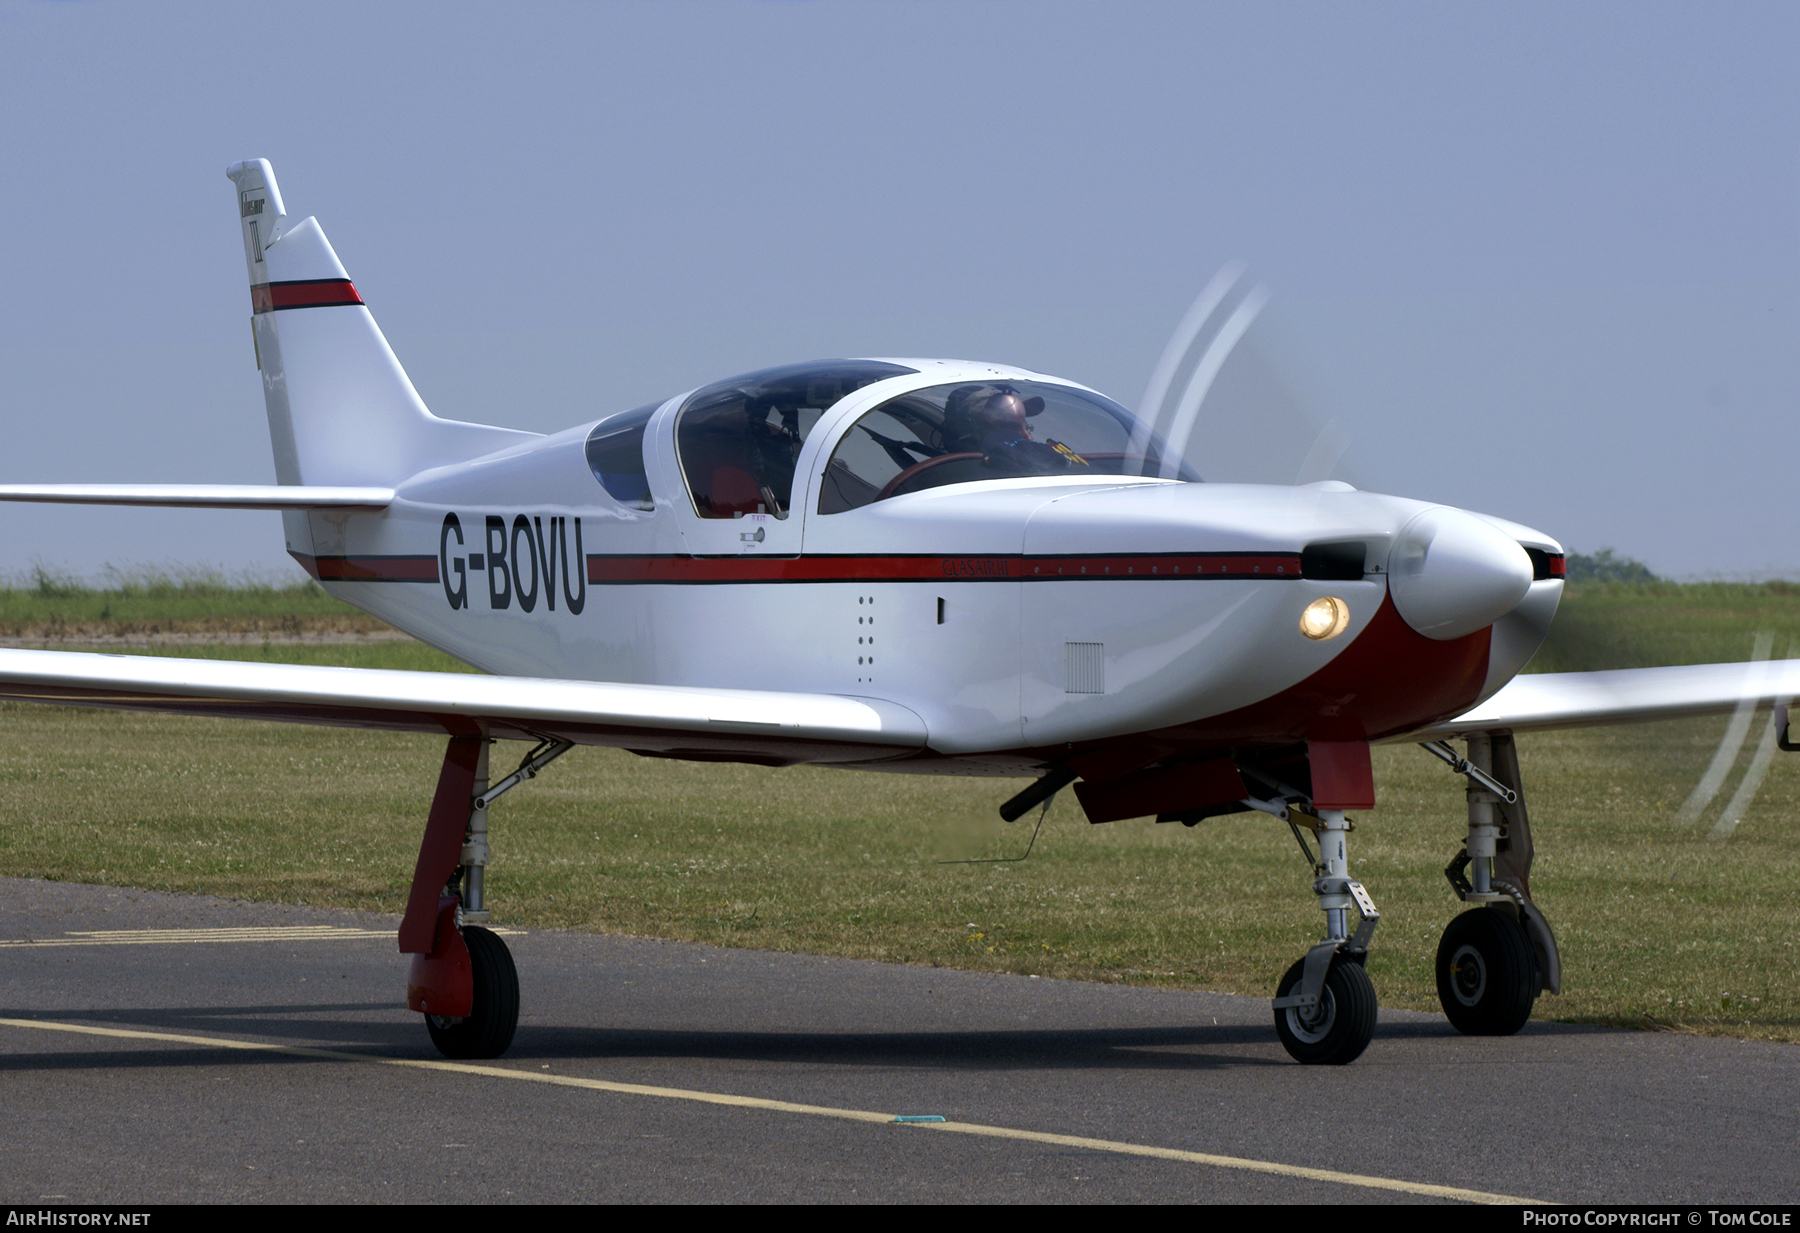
{"left": 0, "top": 650, "right": 928, "bottom": 766}
{"left": 0, "top": 484, "right": 393, "bottom": 510}
{"left": 1403, "top": 659, "right": 1800, "bottom": 739}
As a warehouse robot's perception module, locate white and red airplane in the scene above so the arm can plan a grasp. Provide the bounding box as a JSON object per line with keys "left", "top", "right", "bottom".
{"left": 2, "top": 160, "right": 1793, "bottom": 1064}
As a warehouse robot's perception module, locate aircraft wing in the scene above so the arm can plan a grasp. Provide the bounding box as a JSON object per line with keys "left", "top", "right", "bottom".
{"left": 1403, "top": 659, "right": 1800, "bottom": 740}
{"left": 0, "top": 649, "right": 926, "bottom": 766}
{"left": 0, "top": 485, "right": 393, "bottom": 509}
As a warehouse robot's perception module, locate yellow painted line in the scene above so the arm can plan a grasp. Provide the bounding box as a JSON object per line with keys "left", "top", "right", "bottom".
{"left": 0, "top": 1017, "right": 1546, "bottom": 1205}
{"left": 0, "top": 926, "right": 523, "bottom": 948}
{"left": 69, "top": 928, "right": 380, "bottom": 937}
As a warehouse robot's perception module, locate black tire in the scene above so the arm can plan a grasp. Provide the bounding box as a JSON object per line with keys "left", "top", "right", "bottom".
{"left": 1272, "top": 954, "right": 1377, "bottom": 1065}
{"left": 425, "top": 925, "right": 519, "bottom": 1059}
{"left": 1436, "top": 907, "right": 1536, "bottom": 1036}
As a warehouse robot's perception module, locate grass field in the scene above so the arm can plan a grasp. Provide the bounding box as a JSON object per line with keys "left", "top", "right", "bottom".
{"left": 1, "top": 578, "right": 1797, "bottom": 1042}
{"left": 0, "top": 567, "right": 388, "bottom": 638}
{"left": 1530, "top": 580, "right": 1800, "bottom": 671}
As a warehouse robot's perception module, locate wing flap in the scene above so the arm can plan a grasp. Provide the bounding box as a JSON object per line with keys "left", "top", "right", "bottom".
{"left": 0, "top": 649, "right": 926, "bottom": 765}
{"left": 1403, "top": 659, "right": 1800, "bottom": 740}
{"left": 0, "top": 485, "right": 393, "bottom": 509}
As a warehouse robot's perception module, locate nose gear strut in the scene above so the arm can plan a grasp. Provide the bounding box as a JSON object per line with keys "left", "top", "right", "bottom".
{"left": 1271, "top": 807, "right": 1380, "bottom": 1064}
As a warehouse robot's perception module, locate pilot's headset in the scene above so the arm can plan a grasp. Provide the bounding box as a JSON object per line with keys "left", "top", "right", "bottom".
{"left": 940, "top": 384, "right": 1003, "bottom": 452}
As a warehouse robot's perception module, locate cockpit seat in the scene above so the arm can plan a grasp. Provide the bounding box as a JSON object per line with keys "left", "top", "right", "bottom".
{"left": 707, "top": 464, "right": 765, "bottom": 518}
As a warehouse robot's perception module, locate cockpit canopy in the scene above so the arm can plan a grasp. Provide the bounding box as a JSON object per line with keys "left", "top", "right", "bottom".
{"left": 584, "top": 362, "right": 1200, "bottom": 519}
{"left": 818, "top": 380, "right": 1198, "bottom": 513}
{"left": 674, "top": 360, "right": 917, "bottom": 519}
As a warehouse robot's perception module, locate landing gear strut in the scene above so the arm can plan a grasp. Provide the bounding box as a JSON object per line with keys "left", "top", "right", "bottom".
{"left": 400, "top": 734, "right": 571, "bottom": 1059}
{"left": 1422, "top": 732, "right": 1561, "bottom": 1035}
{"left": 1270, "top": 807, "right": 1380, "bottom": 1065}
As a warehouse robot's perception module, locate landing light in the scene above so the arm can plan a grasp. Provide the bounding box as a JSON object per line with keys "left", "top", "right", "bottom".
{"left": 1300, "top": 597, "right": 1350, "bottom": 641}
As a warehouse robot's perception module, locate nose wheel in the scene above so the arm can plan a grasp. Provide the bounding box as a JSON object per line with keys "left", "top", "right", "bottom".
{"left": 1268, "top": 805, "right": 1382, "bottom": 1064}
{"left": 1273, "top": 953, "right": 1377, "bottom": 1065}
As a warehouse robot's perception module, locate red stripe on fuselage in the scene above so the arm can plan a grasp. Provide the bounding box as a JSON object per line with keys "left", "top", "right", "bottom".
{"left": 583, "top": 553, "right": 1303, "bottom": 585}
{"left": 293, "top": 553, "right": 439, "bottom": 582}
{"left": 250, "top": 279, "right": 365, "bottom": 313}
{"left": 296, "top": 549, "right": 1298, "bottom": 587}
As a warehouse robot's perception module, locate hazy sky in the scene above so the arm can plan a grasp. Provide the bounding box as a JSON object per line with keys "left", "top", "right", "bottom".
{"left": 1, "top": 1, "right": 1794, "bottom": 580}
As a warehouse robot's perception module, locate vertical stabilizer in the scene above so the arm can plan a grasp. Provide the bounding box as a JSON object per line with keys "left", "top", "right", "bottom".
{"left": 225, "top": 160, "right": 537, "bottom": 497}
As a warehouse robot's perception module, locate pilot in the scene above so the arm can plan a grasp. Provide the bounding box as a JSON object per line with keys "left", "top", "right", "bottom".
{"left": 741, "top": 403, "right": 806, "bottom": 511}
{"left": 941, "top": 384, "right": 1084, "bottom": 475}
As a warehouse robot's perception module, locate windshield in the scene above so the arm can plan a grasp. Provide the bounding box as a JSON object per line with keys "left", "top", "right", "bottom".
{"left": 817, "top": 380, "right": 1199, "bottom": 514}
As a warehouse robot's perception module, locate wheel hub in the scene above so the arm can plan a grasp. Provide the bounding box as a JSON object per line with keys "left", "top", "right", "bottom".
{"left": 1449, "top": 943, "right": 1488, "bottom": 1006}
{"left": 1284, "top": 987, "right": 1337, "bottom": 1044}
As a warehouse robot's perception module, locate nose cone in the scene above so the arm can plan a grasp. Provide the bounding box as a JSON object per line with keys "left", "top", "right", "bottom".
{"left": 1387, "top": 508, "right": 1533, "bottom": 640}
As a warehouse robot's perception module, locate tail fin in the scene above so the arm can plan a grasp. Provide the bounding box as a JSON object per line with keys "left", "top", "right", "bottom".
{"left": 226, "top": 159, "right": 536, "bottom": 489}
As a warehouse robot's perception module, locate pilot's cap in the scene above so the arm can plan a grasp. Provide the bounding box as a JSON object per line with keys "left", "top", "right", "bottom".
{"left": 978, "top": 391, "right": 1032, "bottom": 430}
{"left": 945, "top": 383, "right": 1046, "bottom": 422}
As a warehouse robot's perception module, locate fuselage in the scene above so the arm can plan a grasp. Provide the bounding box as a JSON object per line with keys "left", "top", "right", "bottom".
{"left": 287, "top": 360, "right": 1564, "bottom": 772}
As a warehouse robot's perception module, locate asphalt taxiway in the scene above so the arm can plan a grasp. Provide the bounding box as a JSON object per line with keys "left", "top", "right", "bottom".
{"left": 2, "top": 877, "right": 1794, "bottom": 1204}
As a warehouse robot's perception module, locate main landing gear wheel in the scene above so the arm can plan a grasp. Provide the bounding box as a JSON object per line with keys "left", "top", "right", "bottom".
{"left": 1273, "top": 955, "right": 1377, "bottom": 1065}
{"left": 425, "top": 926, "right": 519, "bottom": 1059}
{"left": 1436, "top": 907, "right": 1537, "bottom": 1036}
